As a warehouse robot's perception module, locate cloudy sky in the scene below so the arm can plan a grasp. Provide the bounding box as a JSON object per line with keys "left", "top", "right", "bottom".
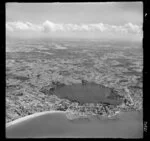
{"left": 6, "top": 2, "right": 143, "bottom": 41}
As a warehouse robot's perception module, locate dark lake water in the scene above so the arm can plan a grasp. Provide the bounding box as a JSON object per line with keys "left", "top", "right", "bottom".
{"left": 6, "top": 111, "right": 143, "bottom": 138}
{"left": 54, "top": 83, "right": 122, "bottom": 105}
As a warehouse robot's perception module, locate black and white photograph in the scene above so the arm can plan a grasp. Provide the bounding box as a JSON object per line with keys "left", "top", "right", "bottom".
{"left": 6, "top": 2, "right": 143, "bottom": 138}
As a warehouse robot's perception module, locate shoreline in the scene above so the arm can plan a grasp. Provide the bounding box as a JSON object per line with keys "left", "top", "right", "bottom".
{"left": 6, "top": 109, "right": 121, "bottom": 128}
{"left": 6, "top": 110, "right": 143, "bottom": 138}
{"left": 6, "top": 110, "right": 66, "bottom": 128}
{"left": 6, "top": 109, "right": 142, "bottom": 128}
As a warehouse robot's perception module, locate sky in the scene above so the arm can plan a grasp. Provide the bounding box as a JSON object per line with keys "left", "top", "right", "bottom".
{"left": 6, "top": 2, "right": 143, "bottom": 41}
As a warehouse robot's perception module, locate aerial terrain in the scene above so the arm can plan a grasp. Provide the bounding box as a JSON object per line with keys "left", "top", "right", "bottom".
{"left": 6, "top": 38, "right": 143, "bottom": 123}
{"left": 6, "top": 2, "right": 143, "bottom": 138}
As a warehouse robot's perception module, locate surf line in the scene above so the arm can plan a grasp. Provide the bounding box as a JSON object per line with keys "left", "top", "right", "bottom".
{"left": 6, "top": 110, "right": 66, "bottom": 128}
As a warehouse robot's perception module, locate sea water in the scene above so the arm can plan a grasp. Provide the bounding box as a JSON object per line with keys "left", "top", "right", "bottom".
{"left": 6, "top": 110, "right": 143, "bottom": 138}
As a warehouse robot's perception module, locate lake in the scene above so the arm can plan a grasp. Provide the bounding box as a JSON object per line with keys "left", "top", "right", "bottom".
{"left": 53, "top": 83, "right": 123, "bottom": 105}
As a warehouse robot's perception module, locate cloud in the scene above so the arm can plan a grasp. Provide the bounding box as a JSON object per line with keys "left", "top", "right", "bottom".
{"left": 6, "top": 20, "right": 142, "bottom": 35}
{"left": 89, "top": 23, "right": 108, "bottom": 32}
{"left": 124, "top": 22, "right": 142, "bottom": 34}
{"left": 6, "top": 21, "right": 43, "bottom": 31}
{"left": 43, "top": 20, "right": 64, "bottom": 32}
{"left": 6, "top": 23, "right": 14, "bottom": 32}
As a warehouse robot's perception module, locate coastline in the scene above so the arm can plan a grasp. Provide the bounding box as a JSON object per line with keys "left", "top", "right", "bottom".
{"left": 6, "top": 110, "right": 143, "bottom": 138}
{"left": 6, "top": 109, "right": 142, "bottom": 128}
{"left": 6, "top": 110, "right": 66, "bottom": 128}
